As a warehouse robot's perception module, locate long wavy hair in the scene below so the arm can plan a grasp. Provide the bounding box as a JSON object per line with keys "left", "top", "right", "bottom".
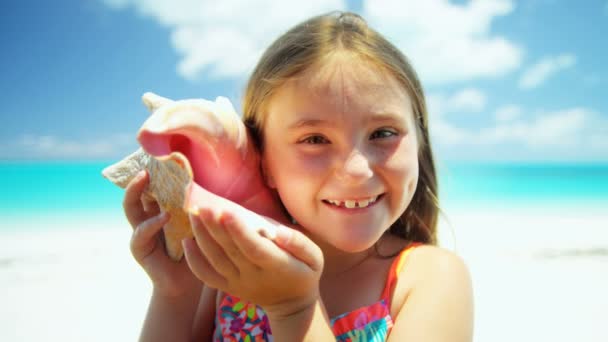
{"left": 242, "top": 11, "right": 439, "bottom": 245}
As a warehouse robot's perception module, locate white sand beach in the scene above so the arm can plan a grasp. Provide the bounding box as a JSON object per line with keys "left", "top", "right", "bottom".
{"left": 1, "top": 208, "right": 607, "bottom": 341}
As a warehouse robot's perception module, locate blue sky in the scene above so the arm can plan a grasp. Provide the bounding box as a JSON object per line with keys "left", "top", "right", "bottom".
{"left": 0, "top": 0, "right": 606, "bottom": 162}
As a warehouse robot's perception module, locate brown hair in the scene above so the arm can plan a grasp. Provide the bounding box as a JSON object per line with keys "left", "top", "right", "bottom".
{"left": 242, "top": 11, "right": 438, "bottom": 245}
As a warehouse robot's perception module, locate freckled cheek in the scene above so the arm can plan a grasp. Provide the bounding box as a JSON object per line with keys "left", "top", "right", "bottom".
{"left": 272, "top": 152, "right": 330, "bottom": 190}
{"left": 271, "top": 153, "right": 331, "bottom": 218}
{"left": 381, "top": 149, "right": 419, "bottom": 197}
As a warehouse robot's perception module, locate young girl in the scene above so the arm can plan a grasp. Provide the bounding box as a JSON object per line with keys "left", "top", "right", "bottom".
{"left": 123, "top": 11, "right": 473, "bottom": 341}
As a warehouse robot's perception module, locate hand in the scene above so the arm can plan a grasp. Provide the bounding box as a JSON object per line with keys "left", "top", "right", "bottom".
{"left": 123, "top": 170, "right": 201, "bottom": 298}
{"left": 182, "top": 206, "right": 324, "bottom": 317}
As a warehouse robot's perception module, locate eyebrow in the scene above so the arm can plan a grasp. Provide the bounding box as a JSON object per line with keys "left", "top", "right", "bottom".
{"left": 288, "top": 118, "right": 334, "bottom": 129}
{"left": 288, "top": 113, "right": 405, "bottom": 130}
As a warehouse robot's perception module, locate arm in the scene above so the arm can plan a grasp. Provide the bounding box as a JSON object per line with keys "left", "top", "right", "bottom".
{"left": 182, "top": 208, "right": 329, "bottom": 341}
{"left": 190, "top": 285, "right": 218, "bottom": 341}
{"left": 122, "top": 171, "right": 213, "bottom": 342}
{"left": 388, "top": 247, "right": 474, "bottom": 342}
{"left": 265, "top": 297, "right": 335, "bottom": 341}
{"left": 139, "top": 285, "right": 203, "bottom": 342}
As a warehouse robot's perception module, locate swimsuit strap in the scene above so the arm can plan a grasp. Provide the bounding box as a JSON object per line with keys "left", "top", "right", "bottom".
{"left": 379, "top": 242, "right": 422, "bottom": 303}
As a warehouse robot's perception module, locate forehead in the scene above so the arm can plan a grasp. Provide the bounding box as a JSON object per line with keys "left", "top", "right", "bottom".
{"left": 266, "top": 55, "right": 413, "bottom": 125}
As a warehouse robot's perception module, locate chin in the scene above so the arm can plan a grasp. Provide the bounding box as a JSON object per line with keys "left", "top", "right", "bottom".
{"left": 330, "top": 233, "right": 380, "bottom": 253}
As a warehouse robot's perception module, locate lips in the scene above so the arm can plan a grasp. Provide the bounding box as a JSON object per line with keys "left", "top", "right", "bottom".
{"left": 322, "top": 194, "right": 383, "bottom": 209}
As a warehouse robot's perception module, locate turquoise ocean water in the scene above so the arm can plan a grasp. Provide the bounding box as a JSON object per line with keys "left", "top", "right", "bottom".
{"left": 1, "top": 161, "right": 607, "bottom": 231}
{"left": 439, "top": 162, "right": 608, "bottom": 210}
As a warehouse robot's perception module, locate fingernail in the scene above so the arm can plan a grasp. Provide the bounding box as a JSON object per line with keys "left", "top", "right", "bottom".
{"left": 187, "top": 205, "right": 199, "bottom": 216}
{"left": 188, "top": 213, "right": 199, "bottom": 226}
{"left": 198, "top": 208, "right": 211, "bottom": 222}
{"left": 275, "top": 225, "right": 293, "bottom": 245}
{"left": 220, "top": 213, "right": 234, "bottom": 226}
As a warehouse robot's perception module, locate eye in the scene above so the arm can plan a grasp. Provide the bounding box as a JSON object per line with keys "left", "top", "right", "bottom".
{"left": 370, "top": 129, "right": 398, "bottom": 140}
{"left": 300, "top": 135, "right": 329, "bottom": 144}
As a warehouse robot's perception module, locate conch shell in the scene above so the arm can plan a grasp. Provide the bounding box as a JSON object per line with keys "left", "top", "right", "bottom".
{"left": 102, "top": 92, "right": 288, "bottom": 261}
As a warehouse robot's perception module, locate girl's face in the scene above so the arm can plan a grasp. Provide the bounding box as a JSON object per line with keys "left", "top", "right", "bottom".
{"left": 262, "top": 58, "right": 419, "bottom": 253}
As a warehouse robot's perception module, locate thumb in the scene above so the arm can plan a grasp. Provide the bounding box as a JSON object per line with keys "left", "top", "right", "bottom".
{"left": 275, "top": 225, "right": 323, "bottom": 272}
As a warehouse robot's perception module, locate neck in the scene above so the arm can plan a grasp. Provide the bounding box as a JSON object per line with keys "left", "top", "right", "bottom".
{"left": 310, "top": 235, "right": 375, "bottom": 278}
{"left": 310, "top": 231, "right": 410, "bottom": 277}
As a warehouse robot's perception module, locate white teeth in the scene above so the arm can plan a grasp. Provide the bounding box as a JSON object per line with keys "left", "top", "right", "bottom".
{"left": 326, "top": 195, "right": 379, "bottom": 209}
{"left": 358, "top": 199, "right": 369, "bottom": 208}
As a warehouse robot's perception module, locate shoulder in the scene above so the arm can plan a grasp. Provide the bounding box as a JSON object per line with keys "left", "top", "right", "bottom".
{"left": 390, "top": 243, "right": 472, "bottom": 286}
{"left": 389, "top": 245, "right": 474, "bottom": 341}
{"left": 400, "top": 245, "right": 473, "bottom": 302}
{"left": 407, "top": 245, "right": 471, "bottom": 281}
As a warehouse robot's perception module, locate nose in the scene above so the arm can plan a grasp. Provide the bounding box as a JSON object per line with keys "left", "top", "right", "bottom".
{"left": 335, "top": 149, "right": 373, "bottom": 184}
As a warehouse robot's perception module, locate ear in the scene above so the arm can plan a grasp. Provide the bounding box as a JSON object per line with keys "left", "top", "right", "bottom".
{"left": 261, "top": 157, "right": 276, "bottom": 189}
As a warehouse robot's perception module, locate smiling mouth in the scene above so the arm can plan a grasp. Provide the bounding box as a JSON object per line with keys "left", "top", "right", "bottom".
{"left": 322, "top": 194, "right": 384, "bottom": 209}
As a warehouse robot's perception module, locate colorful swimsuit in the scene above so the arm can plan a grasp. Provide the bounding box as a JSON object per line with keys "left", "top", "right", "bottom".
{"left": 213, "top": 243, "right": 420, "bottom": 341}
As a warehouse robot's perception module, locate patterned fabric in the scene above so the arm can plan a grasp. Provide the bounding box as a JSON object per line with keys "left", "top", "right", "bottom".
{"left": 213, "top": 243, "right": 420, "bottom": 341}
{"left": 213, "top": 295, "right": 273, "bottom": 342}
{"left": 331, "top": 298, "right": 393, "bottom": 341}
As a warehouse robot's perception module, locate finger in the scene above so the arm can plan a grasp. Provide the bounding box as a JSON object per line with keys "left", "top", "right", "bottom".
{"left": 130, "top": 211, "right": 170, "bottom": 261}
{"left": 190, "top": 210, "right": 240, "bottom": 279}
{"left": 141, "top": 194, "right": 160, "bottom": 215}
{"left": 222, "top": 212, "right": 291, "bottom": 269}
{"left": 123, "top": 170, "right": 149, "bottom": 228}
{"left": 274, "top": 226, "right": 324, "bottom": 272}
{"left": 182, "top": 238, "right": 227, "bottom": 289}
{"left": 205, "top": 211, "right": 248, "bottom": 267}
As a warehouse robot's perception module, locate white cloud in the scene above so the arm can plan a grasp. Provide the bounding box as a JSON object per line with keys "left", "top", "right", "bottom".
{"left": 430, "top": 106, "right": 608, "bottom": 161}
{"left": 427, "top": 90, "right": 485, "bottom": 144}
{"left": 0, "top": 134, "right": 137, "bottom": 159}
{"left": 102, "top": 0, "right": 346, "bottom": 80}
{"left": 427, "top": 88, "right": 487, "bottom": 118}
{"left": 101, "top": 0, "right": 523, "bottom": 84}
{"left": 589, "top": 133, "right": 608, "bottom": 149}
{"left": 479, "top": 108, "right": 588, "bottom": 147}
{"left": 364, "top": 0, "right": 523, "bottom": 84}
{"left": 429, "top": 115, "right": 471, "bottom": 145}
{"left": 519, "top": 54, "right": 576, "bottom": 89}
{"left": 494, "top": 105, "right": 522, "bottom": 122}
{"left": 448, "top": 88, "right": 487, "bottom": 112}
